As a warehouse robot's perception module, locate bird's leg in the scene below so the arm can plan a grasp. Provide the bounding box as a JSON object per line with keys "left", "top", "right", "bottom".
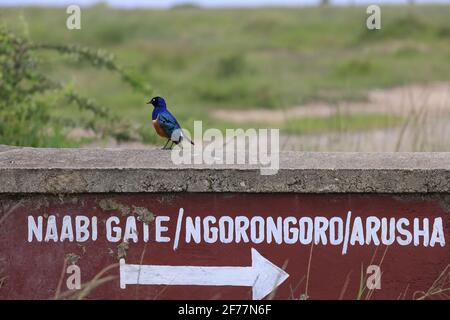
{"left": 168, "top": 141, "right": 175, "bottom": 150}
{"left": 162, "top": 139, "right": 171, "bottom": 150}
{"left": 172, "top": 143, "right": 182, "bottom": 150}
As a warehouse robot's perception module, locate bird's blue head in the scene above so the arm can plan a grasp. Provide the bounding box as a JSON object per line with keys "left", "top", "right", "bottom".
{"left": 147, "top": 96, "right": 167, "bottom": 109}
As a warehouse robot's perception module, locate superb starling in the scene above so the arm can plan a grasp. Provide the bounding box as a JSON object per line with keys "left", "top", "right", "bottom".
{"left": 147, "top": 96, "right": 194, "bottom": 150}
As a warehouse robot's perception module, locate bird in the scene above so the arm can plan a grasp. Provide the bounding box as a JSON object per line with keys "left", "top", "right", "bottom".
{"left": 147, "top": 96, "right": 194, "bottom": 150}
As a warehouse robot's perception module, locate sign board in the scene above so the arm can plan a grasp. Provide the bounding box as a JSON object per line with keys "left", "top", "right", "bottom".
{"left": 0, "top": 193, "right": 448, "bottom": 300}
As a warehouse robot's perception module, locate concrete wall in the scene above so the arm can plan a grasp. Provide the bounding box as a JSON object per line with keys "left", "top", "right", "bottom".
{"left": 1, "top": 146, "right": 450, "bottom": 193}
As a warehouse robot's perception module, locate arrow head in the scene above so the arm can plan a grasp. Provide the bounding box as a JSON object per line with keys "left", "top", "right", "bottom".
{"left": 251, "top": 248, "right": 289, "bottom": 300}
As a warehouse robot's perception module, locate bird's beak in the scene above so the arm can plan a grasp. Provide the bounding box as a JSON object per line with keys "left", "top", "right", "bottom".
{"left": 146, "top": 101, "right": 152, "bottom": 104}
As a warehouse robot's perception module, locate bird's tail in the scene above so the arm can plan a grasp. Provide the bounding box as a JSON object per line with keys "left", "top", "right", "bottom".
{"left": 186, "top": 137, "right": 195, "bottom": 145}
{"left": 181, "top": 130, "right": 194, "bottom": 145}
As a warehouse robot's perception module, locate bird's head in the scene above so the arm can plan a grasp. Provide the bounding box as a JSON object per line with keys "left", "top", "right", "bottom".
{"left": 147, "top": 96, "right": 167, "bottom": 109}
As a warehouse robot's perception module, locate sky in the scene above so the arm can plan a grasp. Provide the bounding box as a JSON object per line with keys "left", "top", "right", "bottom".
{"left": 0, "top": 0, "right": 449, "bottom": 7}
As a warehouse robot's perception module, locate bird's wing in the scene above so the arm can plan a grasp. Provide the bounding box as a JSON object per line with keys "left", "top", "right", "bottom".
{"left": 157, "top": 110, "right": 181, "bottom": 138}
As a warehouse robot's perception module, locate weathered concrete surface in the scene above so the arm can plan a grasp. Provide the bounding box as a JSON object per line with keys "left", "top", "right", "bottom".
{"left": 0, "top": 146, "right": 450, "bottom": 193}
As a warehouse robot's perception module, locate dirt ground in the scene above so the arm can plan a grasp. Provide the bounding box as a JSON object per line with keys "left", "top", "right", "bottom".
{"left": 211, "top": 83, "right": 450, "bottom": 123}
{"left": 213, "top": 82, "right": 450, "bottom": 152}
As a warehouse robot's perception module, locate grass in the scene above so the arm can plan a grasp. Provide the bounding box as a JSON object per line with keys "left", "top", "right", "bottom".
{"left": 0, "top": 5, "right": 449, "bottom": 147}
{"left": 284, "top": 113, "right": 402, "bottom": 135}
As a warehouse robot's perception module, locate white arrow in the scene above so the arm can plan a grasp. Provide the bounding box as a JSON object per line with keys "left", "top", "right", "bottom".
{"left": 119, "top": 248, "right": 289, "bottom": 300}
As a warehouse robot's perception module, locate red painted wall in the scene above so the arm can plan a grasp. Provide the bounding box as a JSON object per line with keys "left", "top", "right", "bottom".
{"left": 0, "top": 194, "right": 448, "bottom": 300}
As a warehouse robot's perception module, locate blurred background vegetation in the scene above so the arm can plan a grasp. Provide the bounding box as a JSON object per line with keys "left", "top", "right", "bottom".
{"left": 0, "top": 3, "right": 449, "bottom": 150}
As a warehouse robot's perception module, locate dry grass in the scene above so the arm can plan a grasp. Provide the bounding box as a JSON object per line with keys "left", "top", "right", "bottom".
{"left": 0, "top": 200, "right": 25, "bottom": 227}
{"left": 278, "top": 83, "right": 450, "bottom": 152}
{"left": 414, "top": 264, "right": 450, "bottom": 300}
{"left": 0, "top": 269, "right": 7, "bottom": 289}
{"left": 54, "top": 261, "right": 118, "bottom": 300}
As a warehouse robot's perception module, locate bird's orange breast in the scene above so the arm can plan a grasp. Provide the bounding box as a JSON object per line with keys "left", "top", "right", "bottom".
{"left": 153, "top": 120, "right": 169, "bottom": 138}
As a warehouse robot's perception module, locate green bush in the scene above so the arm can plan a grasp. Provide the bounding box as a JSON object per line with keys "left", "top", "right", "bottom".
{"left": 0, "top": 27, "right": 149, "bottom": 147}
